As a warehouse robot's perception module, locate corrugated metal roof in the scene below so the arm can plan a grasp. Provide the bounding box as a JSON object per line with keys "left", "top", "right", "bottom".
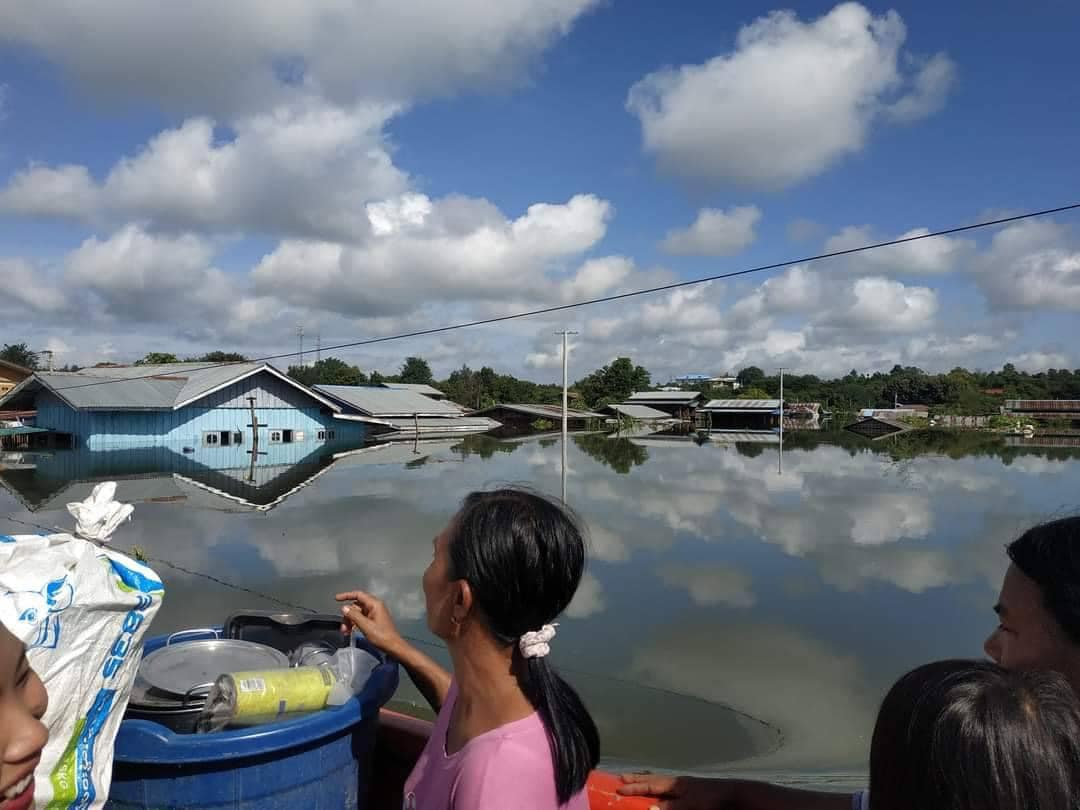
{"left": 627, "top": 391, "right": 702, "bottom": 403}
{"left": 702, "top": 399, "right": 781, "bottom": 410}
{"left": 316, "top": 385, "right": 463, "bottom": 416}
{"left": 9, "top": 362, "right": 334, "bottom": 412}
{"left": 380, "top": 383, "right": 446, "bottom": 397}
{"left": 605, "top": 403, "right": 674, "bottom": 420}
{"left": 474, "top": 403, "right": 605, "bottom": 420}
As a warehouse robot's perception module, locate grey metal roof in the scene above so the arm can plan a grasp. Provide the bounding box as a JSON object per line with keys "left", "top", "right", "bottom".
{"left": 316, "top": 385, "right": 462, "bottom": 416}
{"left": 626, "top": 391, "right": 702, "bottom": 403}
{"left": 701, "top": 399, "right": 781, "bottom": 410}
{"left": 0, "top": 362, "right": 336, "bottom": 412}
{"left": 379, "top": 382, "right": 446, "bottom": 397}
{"left": 604, "top": 403, "right": 675, "bottom": 420}
{"left": 473, "top": 403, "right": 606, "bottom": 420}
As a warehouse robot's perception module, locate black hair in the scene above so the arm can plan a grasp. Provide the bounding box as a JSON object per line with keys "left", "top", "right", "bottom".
{"left": 870, "top": 659, "right": 1080, "bottom": 810}
{"left": 1007, "top": 515, "right": 1080, "bottom": 644}
{"left": 449, "top": 488, "right": 600, "bottom": 804}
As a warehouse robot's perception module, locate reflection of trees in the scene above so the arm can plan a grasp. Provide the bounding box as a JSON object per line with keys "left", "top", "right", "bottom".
{"left": 452, "top": 435, "right": 520, "bottom": 460}
{"left": 573, "top": 434, "right": 649, "bottom": 474}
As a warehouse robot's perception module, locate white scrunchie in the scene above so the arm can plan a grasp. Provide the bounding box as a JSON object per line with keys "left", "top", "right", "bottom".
{"left": 519, "top": 623, "right": 558, "bottom": 659}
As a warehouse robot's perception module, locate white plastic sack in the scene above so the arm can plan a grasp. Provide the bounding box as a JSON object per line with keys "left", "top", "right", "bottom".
{"left": 0, "top": 489, "right": 163, "bottom": 809}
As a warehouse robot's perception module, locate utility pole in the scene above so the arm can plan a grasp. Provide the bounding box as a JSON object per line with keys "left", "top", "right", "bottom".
{"left": 296, "top": 325, "right": 305, "bottom": 367}
{"left": 555, "top": 330, "right": 578, "bottom": 503}
{"left": 316, "top": 332, "right": 322, "bottom": 364}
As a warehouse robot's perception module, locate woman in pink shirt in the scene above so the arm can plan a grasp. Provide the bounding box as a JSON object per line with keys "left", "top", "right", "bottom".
{"left": 338, "top": 488, "right": 599, "bottom": 809}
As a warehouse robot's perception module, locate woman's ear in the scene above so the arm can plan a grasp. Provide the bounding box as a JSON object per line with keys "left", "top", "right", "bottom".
{"left": 452, "top": 580, "right": 474, "bottom": 631}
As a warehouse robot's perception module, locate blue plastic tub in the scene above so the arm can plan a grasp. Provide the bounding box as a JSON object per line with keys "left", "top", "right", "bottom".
{"left": 107, "top": 629, "right": 399, "bottom": 809}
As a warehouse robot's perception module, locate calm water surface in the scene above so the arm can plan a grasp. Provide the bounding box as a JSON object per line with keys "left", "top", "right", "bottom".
{"left": 3, "top": 429, "right": 1080, "bottom": 783}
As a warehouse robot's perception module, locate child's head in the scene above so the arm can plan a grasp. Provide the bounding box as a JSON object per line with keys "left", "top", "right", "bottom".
{"left": 870, "top": 659, "right": 1080, "bottom": 810}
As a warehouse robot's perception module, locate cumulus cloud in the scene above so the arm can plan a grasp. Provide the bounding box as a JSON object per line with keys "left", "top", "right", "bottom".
{"left": 0, "top": 1, "right": 600, "bottom": 116}
{"left": 252, "top": 193, "right": 615, "bottom": 317}
{"left": 566, "top": 572, "right": 606, "bottom": 618}
{"left": 0, "top": 258, "right": 69, "bottom": 314}
{"left": 661, "top": 206, "right": 761, "bottom": 256}
{"left": 658, "top": 563, "right": 756, "bottom": 607}
{"left": 1, "top": 101, "right": 407, "bottom": 242}
{"left": 974, "top": 219, "right": 1080, "bottom": 312}
{"left": 1007, "top": 351, "right": 1071, "bottom": 372}
{"left": 826, "top": 276, "right": 938, "bottom": 332}
{"left": 824, "top": 225, "right": 975, "bottom": 275}
{"left": 626, "top": 3, "right": 955, "bottom": 190}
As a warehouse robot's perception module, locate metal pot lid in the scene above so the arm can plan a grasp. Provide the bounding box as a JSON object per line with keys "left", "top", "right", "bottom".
{"left": 138, "top": 639, "right": 289, "bottom": 699}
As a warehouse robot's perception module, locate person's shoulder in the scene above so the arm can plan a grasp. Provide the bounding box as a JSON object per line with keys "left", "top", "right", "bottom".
{"left": 459, "top": 725, "right": 551, "bottom": 775}
{"left": 453, "top": 727, "right": 559, "bottom": 807}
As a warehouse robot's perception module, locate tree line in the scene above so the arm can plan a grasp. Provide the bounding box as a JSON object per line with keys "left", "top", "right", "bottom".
{"left": 8, "top": 340, "right": 1078, "bottom": 416}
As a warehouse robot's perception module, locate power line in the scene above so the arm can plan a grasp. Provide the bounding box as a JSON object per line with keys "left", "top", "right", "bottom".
{"left": 45, "top": 201, "right": 1080, "bottom": 394}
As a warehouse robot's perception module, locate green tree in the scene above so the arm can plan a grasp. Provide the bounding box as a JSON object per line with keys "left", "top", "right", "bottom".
{"left": 369, "top": 370, "right": 385, "bottom": 385}
{"left": 738, "top": 387, "right": 772, "bottom": 400}
{"left": 737, "top": 366, "right": 765, "bottom": 388}
{"left": 575, "top": 357, "right": 651, "bottom": 408}
{"left": 196, "top": 351, "right": 248, "bottom": 362}
{"left": 0, "top": 343, "right": 38, "bottom": 369}
{"left": 135, "top": 352, "right": 180, "bottom": 365}
{"left": 399, "top": 356, "right": 434, "bottom": 385}
{"left": 287, "top": 357, "right": 366, "bottom": 387}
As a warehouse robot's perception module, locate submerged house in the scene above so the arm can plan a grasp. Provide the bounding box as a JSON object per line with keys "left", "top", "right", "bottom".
{"left": 0, "top": 362, "right": 369, "bottom": 451}
{"left": 470, "top": 404, "right": 604, "bottom": 435}
{"left": 376, "top": 382, "right": 451, "bottom": 402}
{"left": 603, "top": 403, "right": 677, "bottom": 424}
{"left": 845, "top": 415, "right": 912, "bottom": 440}
{"left": 623, "top": 391, "right": 704, "bottom": 420}
{"left": 316, "top": 385, "right": 499, "bottom": 440}
{"left": 697, "top": 399, "right": 782, "bottom": 430}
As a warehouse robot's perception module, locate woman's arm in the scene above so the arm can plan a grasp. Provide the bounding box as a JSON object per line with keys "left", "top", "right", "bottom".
{"left": 337, "top": 590, "right": 452, "bottom": 713}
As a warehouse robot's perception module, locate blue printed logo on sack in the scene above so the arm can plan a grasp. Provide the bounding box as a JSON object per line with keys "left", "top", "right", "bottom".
{"left": 4, "top": 575, "right": 74, "bottom": 649}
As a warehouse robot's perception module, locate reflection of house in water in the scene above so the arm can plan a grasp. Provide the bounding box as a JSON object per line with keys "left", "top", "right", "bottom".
{"left": 1004, "top": 435, "right": 1080, "bottom": 448}
{"left": 0, "top": 362, "right": 370, "bottom": 450}
{"left": 844, "top": 415, "right": 912, "bottom": 440}
{"left": 470, "top": 404, "right": 604, "bottom": 437}
{"left": 0, "top": 441, "right": 352, "bottom": 513}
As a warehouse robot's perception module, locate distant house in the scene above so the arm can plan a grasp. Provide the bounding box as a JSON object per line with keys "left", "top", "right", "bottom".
{"left": 0, "top": 362, "right": 368, "bottom": 450}
{"left": 1003, "top": 400, "right": 1080, "bottom": 425}
{"left": 377, "top": 382, "right": 450, "bottom": 401}
{"left": 624, "top": 391, "right": 705, "bottom": 419}
{"left": 862, "top": 405, "right": 929, "bottom": 420}
{"left": 983, "top": 387, "right": 1006, "bottom": 396}
{"left": 697, "top": 399, "right": 781, "bottom": 430}
{"left": 0, "top": 359, "right": 32, "bottom": 398}
{"left": 471, "top": 403, "right": 604, "bottom": 434}
{"left": 317, "top": 385, "right": 499, "bottom": 440}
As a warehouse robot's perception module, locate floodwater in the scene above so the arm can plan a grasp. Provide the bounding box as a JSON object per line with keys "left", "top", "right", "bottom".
{"left": 3, "top": 428, "right": 1080, "bottom": 784}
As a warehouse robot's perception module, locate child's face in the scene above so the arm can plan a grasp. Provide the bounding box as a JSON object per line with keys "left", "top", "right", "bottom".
{"left": 0, "top": 623, "right": 48, "bottom": 810}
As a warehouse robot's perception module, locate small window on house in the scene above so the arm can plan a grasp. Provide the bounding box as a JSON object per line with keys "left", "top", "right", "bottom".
{"left": 233, "top": 432, "right": 243, "bottom": 445}
{"left": 281, "top": 429, "right": 293, "bottom": 443}
{"left": 270, "top": 430, "right": 283, "bottom": 443}
{"left": 219, "top": 431, "right": 231, "bottom": 447}
{"left": 203, "top": 431, "right": 220, "bottom": 446}
{"left": 317, "top": 430, "right": 327, "bottom": 440}
{"left": 327, "top": 430, "right": 335, "bottom": 440}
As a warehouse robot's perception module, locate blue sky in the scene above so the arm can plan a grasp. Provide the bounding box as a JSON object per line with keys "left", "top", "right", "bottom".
{"left": 1, "top": 1, "right": 1078, "bottom": 380}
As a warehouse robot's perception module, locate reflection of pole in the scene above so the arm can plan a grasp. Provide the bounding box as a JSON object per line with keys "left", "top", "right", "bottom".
{"left": 777, "top": 367, "right": 785, "bottom": 475}
{"left": 247, "top": 396, "right": 259, "bottom": 482}
{"left": 555, "top": 330, "right": 578, "bottom": 503}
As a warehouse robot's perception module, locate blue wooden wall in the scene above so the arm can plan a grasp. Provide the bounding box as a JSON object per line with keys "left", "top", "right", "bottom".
{"left": 34, "top": 373, "right": 367, "bottom": 450}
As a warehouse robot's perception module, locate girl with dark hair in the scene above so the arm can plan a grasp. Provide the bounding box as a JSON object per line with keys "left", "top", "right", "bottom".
{"left": 338, "top": 488, "right": 599, "bottom": 809}
{"left": 869, "top": 660, "right": 1080, "bottom": 810}
{"left": 0, "top": 620, "right": 49, "bottom": 810}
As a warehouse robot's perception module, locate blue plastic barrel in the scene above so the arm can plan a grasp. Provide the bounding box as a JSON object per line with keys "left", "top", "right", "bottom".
{"left": 107, "top": 630, "right": 399, "bottom": 809}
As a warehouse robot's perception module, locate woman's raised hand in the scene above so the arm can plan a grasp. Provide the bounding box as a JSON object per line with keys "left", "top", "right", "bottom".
{"left": 336, "top": 590, "right": 406, "bottom": 658}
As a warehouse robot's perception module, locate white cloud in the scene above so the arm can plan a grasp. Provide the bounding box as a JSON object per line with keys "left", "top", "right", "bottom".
{"left": 1, "top": 101, "right": 407, "bottom": 242}
{"left": 627, "top": 3, "right": 955, "bottom": 189}
{"left": 658, "top": 563, "right": 756, "bottom": 607}
{"left": 824, "top": 225, "right": 974, "bottom": 275}
{"left": 974, "top": 220, "right": 1080, "bottom": 312}
{"left": 829, "top": 276, "right": 938, "bottom": 332}
{"left": 0, "top": 1, "right": 600, "bottom": 116}
{"left": 1007, "top": 351, "right": 1071, "bottom": 372}
{"left": 0, "top": 258, "right": 69, "bottom": 314}
{"left": 565, "top": 572, "right": 606, "bottom": 618}
{"left": 661, "top": 205, "right": 761, "bottom": 256}
{"left": 252, "top": 193, "right": 615, "bottom": 317}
